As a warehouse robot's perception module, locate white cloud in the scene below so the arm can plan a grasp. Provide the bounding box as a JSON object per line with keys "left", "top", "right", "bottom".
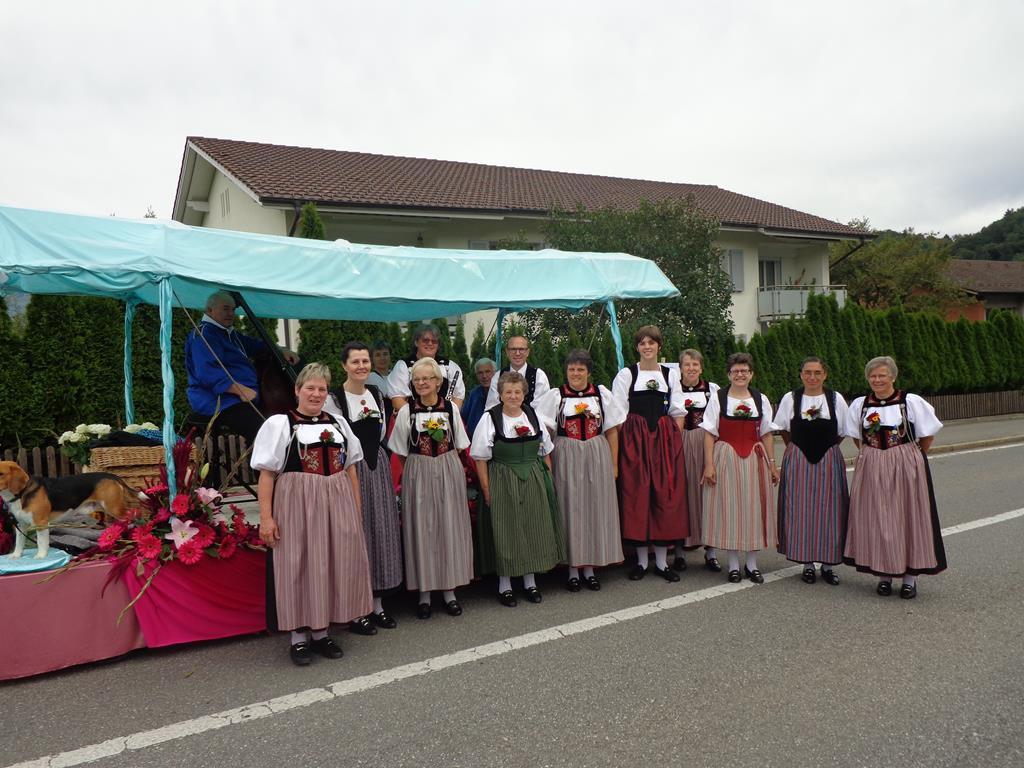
{"left": 0, "top": 0, "right": 1021, "bottom": 235}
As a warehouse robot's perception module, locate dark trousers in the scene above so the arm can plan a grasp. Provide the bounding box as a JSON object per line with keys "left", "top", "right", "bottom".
{"left": 187, "top": 401, "right": 264, "bottom": 487}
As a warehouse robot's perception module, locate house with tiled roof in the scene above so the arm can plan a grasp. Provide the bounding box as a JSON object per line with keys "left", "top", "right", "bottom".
{"left": 172, "top": 137, "right": 870, "bottom": 341}
{"left": 945, "top": 259, "right": 1024, "bottom": 321}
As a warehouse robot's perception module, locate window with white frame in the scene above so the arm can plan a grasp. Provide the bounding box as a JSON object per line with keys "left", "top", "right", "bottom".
{"left": 759, "top": 259, "right": 783, "bottom": 288}
{"left": 720, "top": 249, "right": 744, "bottom": 292}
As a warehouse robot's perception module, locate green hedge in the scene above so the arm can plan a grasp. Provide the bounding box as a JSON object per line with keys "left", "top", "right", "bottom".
{"left": 4, "top": 293, "right": 1021, "bottom": 450}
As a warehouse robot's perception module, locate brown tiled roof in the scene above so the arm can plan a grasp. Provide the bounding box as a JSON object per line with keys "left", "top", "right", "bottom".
{"left": 946, "top": 259, "right": 1024, "bottom": 294}
{"left": 186, "top": 136, "right": 869, "bottom": 238}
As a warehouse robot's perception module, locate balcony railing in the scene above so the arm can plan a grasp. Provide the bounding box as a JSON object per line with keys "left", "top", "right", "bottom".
{"left": 757, "top": 285, "right": 847, "bottom": 320}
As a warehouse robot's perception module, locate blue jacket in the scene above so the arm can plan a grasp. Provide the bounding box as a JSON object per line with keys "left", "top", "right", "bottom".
{"left": 460, "top": 385, "right": 488, "bottom": 436}
{"left": 185, "top": 320, "right": 265, "bottom": 416}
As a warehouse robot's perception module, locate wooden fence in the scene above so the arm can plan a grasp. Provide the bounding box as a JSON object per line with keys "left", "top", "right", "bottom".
{"left": 924, "top": 390, "right": 1024, "bottom": 421}
{"left": 2, "top": 435, "right": 257, "bottom": 486}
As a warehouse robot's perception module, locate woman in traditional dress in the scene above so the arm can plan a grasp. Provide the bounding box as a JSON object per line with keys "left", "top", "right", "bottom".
{"left": 252, "top": 363, "right": 372, "bottom": 666}
{"left": 388, "top": 357, "right": 473, "bottom": 619}
{"left": 388, "top": 322, "right": 466, "bottom": 411}
{"left": 700, "top": 353, "right": 780, "bottom": 584}
{"left": 536, "top": 349, "right": 625, "bottom": 592}
{"left": 472, "top": 371, "right": 566, "bottom": 606}
{"left": 671, "top": 348, "right": 722, "bottom": 573}
{"left": 612, "top": 325, "right": 687, "bottom": 582}
{"left": 844, "top": 356, "right": 945, "bottom": 599}
{"left": 323, "top": 342, "right": 403, "bottom": 633}
{"left": 772, "top": 356, "right": 852, "bottom": 585}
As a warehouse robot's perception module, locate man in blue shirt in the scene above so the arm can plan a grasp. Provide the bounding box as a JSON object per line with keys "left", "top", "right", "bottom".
{"left": 460, "top": 357, "right": 496, "bottom": 435}
{"left": 184, "top": 291, "right": 298, "bottom": 445}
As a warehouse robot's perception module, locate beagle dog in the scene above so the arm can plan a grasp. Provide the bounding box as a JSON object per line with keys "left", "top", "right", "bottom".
{"left": 0, "top": 461, "right": 141, "bottom": 559}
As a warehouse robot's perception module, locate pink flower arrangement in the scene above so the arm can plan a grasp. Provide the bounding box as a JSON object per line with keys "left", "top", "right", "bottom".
{"left": 81, "top": 436, "right": 261, "bottom": 570}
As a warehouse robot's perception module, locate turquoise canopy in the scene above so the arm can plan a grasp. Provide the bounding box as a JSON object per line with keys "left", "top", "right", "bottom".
{"left": 0, "top": 204, "right": 679, "bottom": 492}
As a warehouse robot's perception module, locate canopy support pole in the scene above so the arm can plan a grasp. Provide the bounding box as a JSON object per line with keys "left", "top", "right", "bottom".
{"left": 123, "top": 300, "right": 138, "bottom": 425}
{"left": 606, "top": 300, "right": 625, "bottom": 370}
{"left": 494, "top": 308, "right": 508, "bottom": 366}
{"left": 159, "top": 279, "right": 177, "bottom": 496}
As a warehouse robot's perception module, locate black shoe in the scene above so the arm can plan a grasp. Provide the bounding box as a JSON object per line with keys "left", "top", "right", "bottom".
{"left": 628, "top": 564, "right": 647, "bottom": 581}
{"left": 416, "top": 602, "right": 432, "bottom": 619}
{"left": 727, "top": 570, "right": 742, "bottom": 583}
{"left": 524, "top": 586, "right": 543, "bottom": 604}
{"left": 310, "top": 636, "right": 343, "bottom": 659}
{"left": 444, "top": 599, "right": 463, "bottom": 616}
{"left": 744, "top": 566, "right": 764, "bottom": 584}
{"left": 498, "top": 589, "right": 518, "bottom": 607}
{"left": 371, "top": 611, "right": 398, "bottom": 629}
{"left": 349, "top": 615, "right": 378, "bottom": 636}
{"left": 289, "top": 641, "right": 313, "bottom": 666}
{"left": 583, "top": 575, "right": 601, "bottom": 591}
{"left": 566, "top": 576, "right": 582, "bottom": 593}
{"left": 899, "top": 583, "right": 917, "bottom": 600}
{"left": 704, "top": 556, "right": 722, "bottom": 573}
{"left": 653, "top": 565, "right": 681, "bottom": 583}
{"left": 820, "top": 567, "right": 840, "bottom": 586}
{"left": 672, "top": 556, "right": 688, "bottom": 572}
{"left": 877, "top": 580, "right": 893, "bottom": 597}
{"left": 801, "top": 567, "right": 817, "bottom": 584}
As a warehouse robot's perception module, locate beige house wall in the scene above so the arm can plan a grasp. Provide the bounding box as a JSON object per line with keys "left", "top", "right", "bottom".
{"left": 196, "top": 170, "right": 840, "bottom": 344}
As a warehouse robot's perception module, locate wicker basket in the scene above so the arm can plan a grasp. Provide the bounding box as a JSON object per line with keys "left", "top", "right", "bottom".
{"left": 84, "top": 446, "right": 170, "bottom": 501}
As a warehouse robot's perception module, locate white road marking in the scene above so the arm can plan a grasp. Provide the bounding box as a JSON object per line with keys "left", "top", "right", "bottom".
{"left": 9, "top": 505, "right": 1024, "bottom": 768}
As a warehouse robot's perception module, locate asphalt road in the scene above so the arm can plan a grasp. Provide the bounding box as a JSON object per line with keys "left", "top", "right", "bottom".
{"left": 4, "top": 443, "right": 1023, "bottom": 768}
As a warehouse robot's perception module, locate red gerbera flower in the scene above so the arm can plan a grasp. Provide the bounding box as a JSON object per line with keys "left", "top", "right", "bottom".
{"left": 98, "top": 525, "right": 126, "bottom": 551}
{"left": 192, "top": 523, "right": 216, "bottom": 548}
{"left": 176, "top": 540, "right": 203, "bottom": 565}
{"left": 171, "top": 494, "right": 190, "bottom": 517}
{"left": 218, "top": 537, "right": 237, "bottom": 560}
{"left": 136, "top": 534, "right": 163, "bottom": 560}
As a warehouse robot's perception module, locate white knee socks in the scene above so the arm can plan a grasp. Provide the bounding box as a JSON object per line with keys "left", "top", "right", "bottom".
{"left": 418, "top": 590, "right": 431, "bottom": 604}
{"left": 653, "top": 546, "right": 669, "bottom": 570}
{"left": 745, "top": 552, "right": 758, "bottom": 572}
{"left": 522, "top": 573, "right": 537, "bottom": 590}
{"left": 636, "top": 546, "right": 650, "bottom": 569}
{"left": 727, "top": 551, "right": 740, "bottom": 573}
{"left": 568, "top": 566, "right": 580, "bottom": 580}
{"left": 498, "top": 576, "right": 512, "bottom": 593}
{"left": 582, "top": 566, "right": 595, "bottom": 579}
{"left": 373, "top": 597, "right": 384, "bottom": 614}
{"left": 442, "top": 589, "right": 456, "bottom": 603}
{"left": 290, "top": 630, "right": 308, "bottom": 645}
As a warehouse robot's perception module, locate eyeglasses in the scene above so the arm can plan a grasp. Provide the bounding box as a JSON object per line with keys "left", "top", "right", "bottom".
{"left": 418, "top": 337, "right": 439, "bottom": 346}
{"left": 411, "top": 377, "right": 438, "bottom": 384}
{"left": 729, "top": 369, "right": 752, "bottom": 376}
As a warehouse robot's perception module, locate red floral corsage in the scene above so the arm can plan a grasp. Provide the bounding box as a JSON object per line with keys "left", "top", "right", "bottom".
{"left": 732, "top": 404, "right": 755, "bottom": 419}
{"left": 319, "top": 429, "right": 333, "bottom": 442}
{"left": 514, "top": 425, "right": 532, "bottom": 437}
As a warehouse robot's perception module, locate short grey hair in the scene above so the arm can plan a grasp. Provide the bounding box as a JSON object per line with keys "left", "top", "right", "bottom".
{"left": 410, "top": 357, "right": 444, "bottom": 384}
{"left": 474, "top": 357, "right": 496, "bottom": 371}
{"left": 496, "top": 370, "right": 527, "bottom": 395}
{"left": 205, "top": 290, "right": 235, "bottom": 311}
{"left": 864, "top": 356, "right": 898, "bottom": 380}
{"left": 296, "top": 362, "right": 331, "bottom": 388}
{"left": 680, "top": 348, "right": 704, "bottom": 365}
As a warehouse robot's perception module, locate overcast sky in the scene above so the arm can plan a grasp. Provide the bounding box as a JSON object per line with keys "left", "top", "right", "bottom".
{"left": 2, "top": 1, "right": 1021, "bottom": 236}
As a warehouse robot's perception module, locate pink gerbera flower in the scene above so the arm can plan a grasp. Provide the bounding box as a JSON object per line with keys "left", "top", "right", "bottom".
{"left": 176, "top": 540, "right": 203, "bottom": 565}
